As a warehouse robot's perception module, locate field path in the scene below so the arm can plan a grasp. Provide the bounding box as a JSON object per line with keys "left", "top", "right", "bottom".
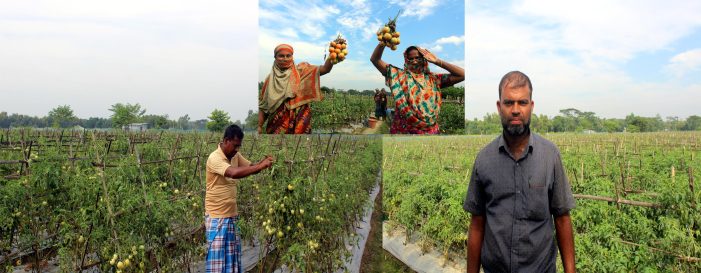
{"left": 361, "top": 120, "right": 384, "bottom": 134}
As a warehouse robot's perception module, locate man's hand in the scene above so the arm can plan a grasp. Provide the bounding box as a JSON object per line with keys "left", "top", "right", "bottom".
{"left": 224, "top": 155, "right": 275, "bottom": 179}
{"left": 467, "top": 215, "right": 485, "bottom": 273}
{"left": 257, "top": 155, "right": 274, "bottom": 169}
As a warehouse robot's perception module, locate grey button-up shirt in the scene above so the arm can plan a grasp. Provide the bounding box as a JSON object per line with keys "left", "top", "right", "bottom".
{"left": 463, "top": 133, "right": 575, "bottom": 273}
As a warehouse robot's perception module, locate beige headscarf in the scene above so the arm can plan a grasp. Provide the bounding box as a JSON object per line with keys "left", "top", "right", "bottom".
{"left": 259, "top": 44, "right": 322, "bottom": 113}
{"left": 259, "top": 44, "right": 297, "bottom": 113}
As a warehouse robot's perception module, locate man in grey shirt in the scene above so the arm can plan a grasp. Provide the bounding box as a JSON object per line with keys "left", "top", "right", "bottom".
{"left": 464, "top": 71, "right": 576, "bottom": 273}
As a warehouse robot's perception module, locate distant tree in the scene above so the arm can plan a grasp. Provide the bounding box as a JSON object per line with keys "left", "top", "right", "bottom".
{"left": 109, "top": 103, "right": 146, "bottom": 128}
{"left": 666, "top": 116, "right": 684, "bottom": 131}
{"left": 142, "top": 114, "right": 170, "bottom": 129}
{"left": 0, "top": 112, "right": 8, "bottom": 128}
{"left": 83, "top": 117, "right": 112, "bottom": 128}
{"left": 531, "top": 113, "right": 552, "bottom": 133}
{"left": 441, "top": 86, "right": 465, "bottom": 99}
{"left": 360, "top": 90, "right": 375, "bottom": 96}
{"left": 466, "top": 113, "right": 501, "bottom": 134}
{"left": 177, "top": 115, "right": 191, "bottom": 130}
{"left": 683, "top": 115, "right": 701, "bottom": 131}
{"left": 193, "top": 119, "right": 208, "bottom": 131}
{"left": 207, "top": 109, "right": 231, "bottom": 132}
{"left": 244, "top": 110, "right": 258, "bottom": 130}
{"left": 48, "top": 105, "right": 78, "bottom": 128}
{"left": 602, "top": 119, "right": 624, "bottom": 132}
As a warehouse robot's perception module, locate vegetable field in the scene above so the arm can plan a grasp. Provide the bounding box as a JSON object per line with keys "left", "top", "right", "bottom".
{"left": 311, "top": 87, "right": 464, "bottom": 134}
{"left": 0, "top": 129, "right": 381, "bottom": 273}
{"left": 312, "top": 92, "right": 375, "bottom": 132}
{"left": 383, "top": 132, "right": 701, "bottom": 272}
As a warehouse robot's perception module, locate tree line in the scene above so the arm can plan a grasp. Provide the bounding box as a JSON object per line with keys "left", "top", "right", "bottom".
{"left": 0, "top": 104, "right": 259, "bottom": 132}
{"left": 466, "top": 108, "right": 701, "bottom": 134}
{"left": 259, "top": 81, "right": 464, "bottom": 99}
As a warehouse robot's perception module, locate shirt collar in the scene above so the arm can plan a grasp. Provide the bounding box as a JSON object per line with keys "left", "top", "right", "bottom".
{"left": 216, "top": 144, "right": 234, "bottom": 161}
{"left": 497, "top": 132, "right": 536, "bottom": 160}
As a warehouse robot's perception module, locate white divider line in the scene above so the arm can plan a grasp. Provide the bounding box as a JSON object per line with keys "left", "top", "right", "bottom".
{"left": 382, "top": 223, "right": 466, "bottom": 273}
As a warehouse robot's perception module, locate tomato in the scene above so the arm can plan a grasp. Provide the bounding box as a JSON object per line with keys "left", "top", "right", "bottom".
{"left": 383, "top": 33, "right": 392, "bottom": 41}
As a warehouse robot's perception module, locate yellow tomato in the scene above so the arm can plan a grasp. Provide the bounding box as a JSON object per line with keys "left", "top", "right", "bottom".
{"left": 383, "top": 33, "right": 392, "bottom": 41}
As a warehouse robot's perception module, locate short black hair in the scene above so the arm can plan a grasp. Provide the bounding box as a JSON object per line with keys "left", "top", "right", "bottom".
{"left": 223, "top": 124, "right": 244, "bottom": 141}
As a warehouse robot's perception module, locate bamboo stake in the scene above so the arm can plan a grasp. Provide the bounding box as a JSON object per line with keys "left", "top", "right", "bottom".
{"left": 690, "top": 167, "right": 696, "bottom": 209}
{"left": 616, "top": 239, "right": 701, "bottom": 263}
{"left": 573, "top": 194, "right": 661, "bottom": 208}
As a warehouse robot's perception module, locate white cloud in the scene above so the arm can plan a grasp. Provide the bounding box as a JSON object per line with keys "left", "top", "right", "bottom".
{"left": 466, "top": 1, "right": 701, "bottom": 119}
{"left": 425, "top": 35, "right": 464, "bottom": 52}
{"left": 429, "top": 44, "right": 443, "bottom": 52}
{"left": 465, "top": 5, "right": 701, "bottom": 120}
{"left": 259, "top": 2, "right": 340, "bottom": 42}
{"left": 389, "top": 0, "right": 440, "bottom": 20}
{"left": 512, "top": 0, "right": 701, "bottom": 62}
{"left": 338, "top": 16, "right": 369, "bottom": 29}
{"left": 362, "top": 19, "right": 385, "bottom": 42}
{"left": 436, "top": 35, "right": 465, "bottom": 46}
{"left": 665, "top": 48, "right": 701, "bottom": 78}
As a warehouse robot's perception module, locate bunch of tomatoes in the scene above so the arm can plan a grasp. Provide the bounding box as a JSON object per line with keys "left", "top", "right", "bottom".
{"left": 377, "top": 10, "right": 402, "bottom": 50}
{"left": 327, "top": 35, "right": 348, "bottom": 64}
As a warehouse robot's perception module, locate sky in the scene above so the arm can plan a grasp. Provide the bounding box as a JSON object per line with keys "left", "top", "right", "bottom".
{"left": 0, "top": 0, "right": 257, "bottom": 122}
{"left": 258, "top": 0, "right": 465, "bottom": 91}
{"left": 466, "top": 0, "right": 701, "bottom": 119}
{"left": 1, "top": 1, "right": 699, "bottom": 123}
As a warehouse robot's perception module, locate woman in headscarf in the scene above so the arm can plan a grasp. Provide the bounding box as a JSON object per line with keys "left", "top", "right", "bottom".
{"left": 258, "top": 44, "right": 335, "bottom": 134}
{"left": 370, "top": 43, "right": 464, "bottom": 134}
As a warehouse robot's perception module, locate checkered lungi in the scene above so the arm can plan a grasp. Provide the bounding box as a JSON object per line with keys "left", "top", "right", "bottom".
{"left": 205, "top": 215, "right": 242, "bottom": 273}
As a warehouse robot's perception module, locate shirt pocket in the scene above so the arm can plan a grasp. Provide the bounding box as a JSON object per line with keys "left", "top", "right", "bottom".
{"left": 526, "top": 176, "right": 549, "bottom": 220}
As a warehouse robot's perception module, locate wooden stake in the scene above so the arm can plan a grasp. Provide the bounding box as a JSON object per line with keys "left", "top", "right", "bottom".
{"left": 690, "top": 167, "right": 696, "bottom": 209}
{"left": 580, "top": 159, "right": 584, "bottom": 183}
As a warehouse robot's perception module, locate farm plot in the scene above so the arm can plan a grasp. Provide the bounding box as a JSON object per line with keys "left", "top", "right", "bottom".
{"left": 0, "top": 129, "right": 381, "bottom": 273}
{"left": 383, "top": 132, "right": 701, "bottom": 272}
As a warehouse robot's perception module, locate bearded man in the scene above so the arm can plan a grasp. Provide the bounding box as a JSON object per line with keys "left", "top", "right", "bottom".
{"left": 463, "top": 71, "right": 577, "bottom": 273}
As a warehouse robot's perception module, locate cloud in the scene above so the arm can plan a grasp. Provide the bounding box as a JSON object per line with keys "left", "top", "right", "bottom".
{"left": 466, "top": 0, "right": 701, "bottom": 120}
{"left": 512, "top": 0, "right": 701, "bottom": 62}
{"left": 665, "top": 48, "right": 701, "bottom": 78}
{"left": 389, "top": 0, "right": 440, "bottom": 20}
{"left": 337, "top": 0, "right": 371, "bottom": 28}
{"left": 337, "top": 16, "right": 369, "bottom": 29}
{"left": 259, "top": 2, "right": 341, "bottom": 41}
{"left": 425, "top": 35, "right": 464, "bottom": 52}
{"left": 436, "top": 35, "right": 464, "bottom": 45}
{"left": 429, "top": 44, "right": 443, "bottom": 52}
